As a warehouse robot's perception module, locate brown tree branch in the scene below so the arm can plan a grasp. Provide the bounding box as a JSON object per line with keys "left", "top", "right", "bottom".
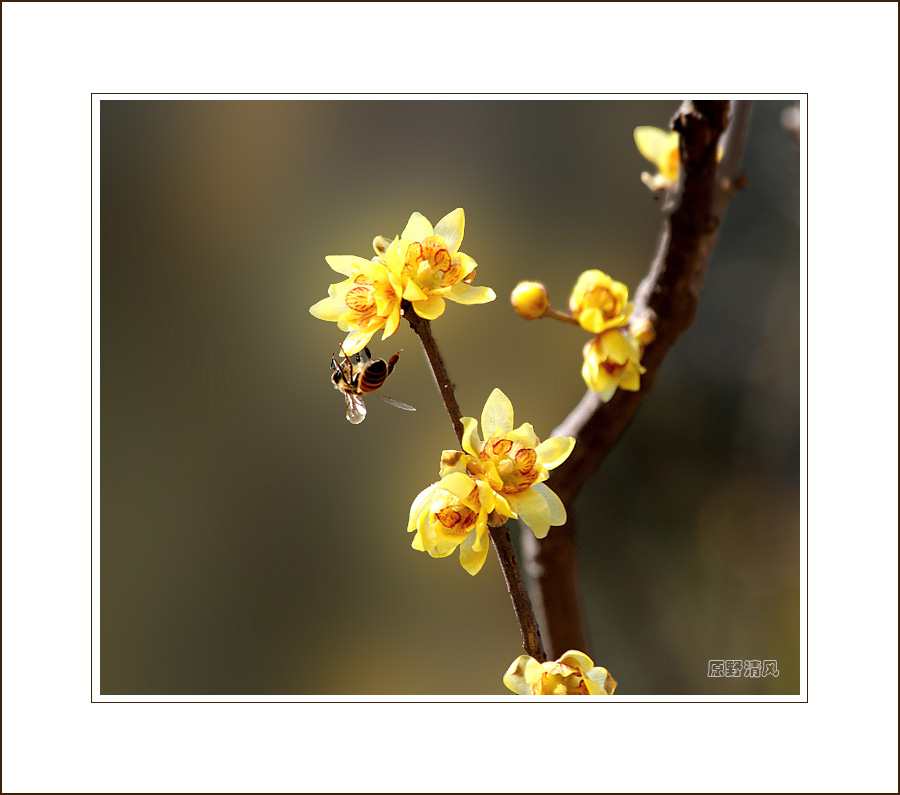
{"left": 521, "top": 100, "right": 752, "bottom": 659}
{"left": 405, "top": 306, "right": 546, "bottom": 661}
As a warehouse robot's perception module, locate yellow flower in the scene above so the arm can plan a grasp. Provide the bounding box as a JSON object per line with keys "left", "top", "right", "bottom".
{"left": 569, "top": 269, "right": 633, "bottom": 335}
{"left": 399, "top": 208, "right": 496, "bottom": 320}
{"left": 582, "top": 328, "right": 646, "bottom": 401}
{"left": 634, "top": 125, "right": 723, "bottom": 191}
{"left": 460, "top": 388, "right": 574, "bottom": 539}
{"left": 634, "top": 125, "right": 681, "bottom": 191}
{"left": 511, "top": 281, "right": 549, "bottom": 320}
{"left": 407, "top": 451, "right": 513, "bottom": 576}
{"left": 309, "top": 238, "right": 405, "bottom": 355}
{"left": 504, "top": 650, "right": 617, "bottom": 695}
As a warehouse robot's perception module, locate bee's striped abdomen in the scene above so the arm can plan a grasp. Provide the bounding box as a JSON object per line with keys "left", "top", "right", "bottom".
{"left": 358, "top": 358, "right": 388, "bottom": 393}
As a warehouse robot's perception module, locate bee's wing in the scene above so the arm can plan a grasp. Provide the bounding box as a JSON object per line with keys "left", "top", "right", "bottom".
{"left": 345, "top": 393, "right": 367, "bottom": 424}
{"left": 376, "top": 394, "right": 416, "bottom": 412}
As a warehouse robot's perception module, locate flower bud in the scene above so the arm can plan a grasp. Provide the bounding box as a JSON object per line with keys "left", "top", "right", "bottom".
{"left": 511, "top": 281, "right": 549, "bottom": 320}
{"left": 630, "top": 315, "right": 656, "bottom": 347}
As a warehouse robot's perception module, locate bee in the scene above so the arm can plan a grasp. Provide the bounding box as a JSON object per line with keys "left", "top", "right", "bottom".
{"left": 330, "top": 345, "right": 416, "bottom": 424}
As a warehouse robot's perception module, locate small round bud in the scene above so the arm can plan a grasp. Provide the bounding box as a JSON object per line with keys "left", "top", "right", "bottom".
{"left": 630, "top": 316, "right": 656, "bottom": 347}
{"left": 511, "top": 281, "right": 549, "bottom": 320}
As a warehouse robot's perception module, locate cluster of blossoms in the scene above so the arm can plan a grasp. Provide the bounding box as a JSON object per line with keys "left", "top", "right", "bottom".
{"left": 512, "top": 270, "right": 648, "bottom": 402}
{"left": 504, "top": 650, "right": 617, "bottom": 695}
{"left": 408, "top": 388, "right": 574, "bottom": 575}
{"left": 309, "top": 209, "right": 496, "bottom": 355}
{"left": 569, "top": 269, "right": 647, "bottom": 401}
{"left": 314, "top": 207, "right": 624, "bottom": 694}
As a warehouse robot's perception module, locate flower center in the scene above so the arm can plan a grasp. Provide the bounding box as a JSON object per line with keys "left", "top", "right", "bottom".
{"left": 480, "top": 435, "right": 539, "bottom": 494}
{"left": 536, "top": 664, "right": 589, "bottom": 695}
{"left": 405, "top": 236, "right": 462, "bottom": 291}
{"left": 435, "top": 503, "right": 477, "bottom": 539}
{"left": 601, "top": 360, "right": 627, "bottom": 378}
{"left": 345, "top": 285, "right": 376, "bottom": 315}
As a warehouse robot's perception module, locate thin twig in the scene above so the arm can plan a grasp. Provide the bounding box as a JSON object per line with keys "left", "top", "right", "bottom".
{"left": 521, "top": 100, "right": 752, "bottom": 659}
{"left": 404, "top": 304, "right": 546, "bottom": 661}
{"left": 403, "top": 306, "right": 464, "bottom": 445}
{"left": 488, "top": 525, "right": 545, "bottom": 660}
{"left": 544, "top": 307, "right": 581, "bottom": 325}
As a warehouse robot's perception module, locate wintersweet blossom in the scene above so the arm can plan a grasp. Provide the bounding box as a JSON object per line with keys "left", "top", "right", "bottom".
{"left": 460, "top": 388, "right": 574, "bottom": 539}
{"left": 634, "top": 125, "right": 681, "bottom": 191}
{"left": 310, "top": 210, "right": 495, "bottom": 349}
{"left": 581, "top": 328, "right": 646, "bottom": 401}
{"left": 308, "top": 237, "right": 406, "bottom": 355}
{"left": 634, "top": 125, "right": 724, "bottom": 191}
{"left": 569, "top": 269, "right": 633, "bottom": 334}
{"left": 407, "top": 452, "right": 514, "bottom": 576}
{"left": 503, "top": 650, "right": 617, "bottom": 695}
{"left": 398, "top": 209, "right": 496, "bottom": 320}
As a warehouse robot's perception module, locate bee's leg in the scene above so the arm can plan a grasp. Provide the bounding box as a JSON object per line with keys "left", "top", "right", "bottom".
{"left": 334, "top": 346, "right": 354, "bottom": 386}
{"left": 386, "top": 349, "right": 404, "bottom": 376}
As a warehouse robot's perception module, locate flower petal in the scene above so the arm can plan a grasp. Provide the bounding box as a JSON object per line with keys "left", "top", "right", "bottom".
{"left": 503, "top": 655, "right": 544, "bottom": 695}
{"left": 437, "top": 472, "right": 477, "bottom": 503}
{"left": 325, "top": 255, "right": 371, "bottom": 277}
{"left": 437, "top": 450, "right": 465, "bottom": 478}
{"left": 447, "top": 282, "right": 496, "bottom": 305}
{"left": 584, "top": 667, "right": 617, "bottom": 695}
{"left": 433, "top": 208, "right": 465, "bottom": 254}
{"left": 577, "top": 307, "right": 604, "bottom": 334}
{"left": 535, "top": 436, "right": 575, "bottom": 470}
{"left": 427, "top": 542, "right": 457, "bottom": 559}
{"left": 558, "top": 650, "right": 594, "bottom": 673}
{"left": 507, "top": 488, "right": 552, "bottom": 539}
{"left": 459, "top": 530, "right": 489, "bottom": 576}
{"left": 412, "top": 295, "right": 446, "bottom": 320}
{"left": 407, "top": 485, "right": 436, "bottom": 533}
{"left": 309, "top": 296, "right": 346, "bottom": 321}
{"left": 598, "top": 328, "right": 635, "bottom": 363}
{"left": 415, "top": 512, "right": 437, "bottom": 551}
{"left": 403, "top": 280, "right": 428, "bottom": 302}
{"left": 382, "top": 305, "right": 401, "bottom": 338}
{"left": 507, "top": 422, "right": 538, "bottom": 449}
{"left": 531, "top": 482, "right": 566, "bottom": 527}
{"left": 491, "top": 490, "right": 516, "bottom": 520}
{"left": 342, "top": 328, "right": 376, "bottom": 356}
{"left": 633, "top": 126, "right": 677, "bottom": 169}
{"left": 481, "top": 388, "right": 513, "bottom": 438}
{"left": 460, "top": 417, "right": 482, "bottom": 457}
{"left": 471, "top": 512, "right": 489, "bottom": 551}
{"left": 401, "top": 212, "right": 433, "bottom": 242}
{"left": 582, "top": 357, "right": 617, "bottom": 400}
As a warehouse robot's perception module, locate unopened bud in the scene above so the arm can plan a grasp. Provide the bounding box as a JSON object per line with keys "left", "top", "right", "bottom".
{"left": 511, "top": 281, "right": 549, "bottom": 320}
{"left": 630, "top": 316, "right": 656, "bottom": 347}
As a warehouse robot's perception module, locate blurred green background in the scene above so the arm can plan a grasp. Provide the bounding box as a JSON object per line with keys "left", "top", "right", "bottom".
{"left": 100, "top": 99, "right": 800, "bottom": 695}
